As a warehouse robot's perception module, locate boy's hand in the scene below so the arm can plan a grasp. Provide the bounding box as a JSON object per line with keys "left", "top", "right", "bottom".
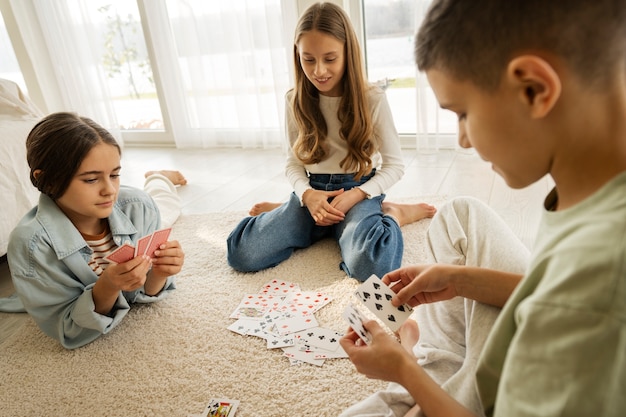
{"left": 382, "top": 265, "right": 460, "bottom": 308}
{"left": 340, "top": 320, "right": 414, "bottom": 383}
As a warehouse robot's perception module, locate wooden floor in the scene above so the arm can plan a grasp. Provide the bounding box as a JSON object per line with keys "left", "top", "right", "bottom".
{"left": 0, "top": 146, "right": 553, "bottom": 345}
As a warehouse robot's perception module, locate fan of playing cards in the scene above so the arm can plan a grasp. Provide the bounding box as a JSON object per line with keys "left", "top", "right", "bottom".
{"left": 344, "top": 274, "right": 414, "bottom": 345}
{"left": 105, "top": 228, "right": 172, "bottom": 263}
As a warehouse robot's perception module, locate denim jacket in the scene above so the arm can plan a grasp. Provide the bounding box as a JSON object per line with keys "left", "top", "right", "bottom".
{"left": 4, "top": 185, "right": 176, "bottom": 349}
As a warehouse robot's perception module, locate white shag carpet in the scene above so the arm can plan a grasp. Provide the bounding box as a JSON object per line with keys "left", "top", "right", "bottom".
{"left": 0, "top": 197, "right": 445, "bottom": 417}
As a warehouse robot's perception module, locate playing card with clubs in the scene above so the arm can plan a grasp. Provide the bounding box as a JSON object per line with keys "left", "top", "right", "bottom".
{"left": 227, "top": 318, "right": 261, "bottom": 336}
{"left": 105, "top": 242, "right": 136, "bottom": 264}
{"left": 342, "top": 303, "right": 372, "bottom": 345}
{"left": 293, "top": 327, "right": 344, "bottom": 352}
{"left": 355, "top": 274, "right": 413, "bottom": 332}
{"left": 266, "top": 333, "right": 295, "bottom": 349}
{"left": 201, "top": 398, "right": 240, "bottom": 417}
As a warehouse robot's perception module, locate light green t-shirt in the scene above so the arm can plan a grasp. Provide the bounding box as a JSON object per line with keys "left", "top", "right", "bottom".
{"left": 476, "top": 172, "right": 626, "bottom": 416}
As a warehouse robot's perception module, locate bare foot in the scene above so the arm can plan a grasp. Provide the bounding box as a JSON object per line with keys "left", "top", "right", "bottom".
{"left": 383, "top": 202, "right": 436, "bottom": 227}
{"left": 397, "top": 319, "right": 420, "bottom": 357}
{"left": 145, "top": 170, "right": 187, "bottom": 186}
{"left": 249, "top": 201, "right": 281, "bottom": 216}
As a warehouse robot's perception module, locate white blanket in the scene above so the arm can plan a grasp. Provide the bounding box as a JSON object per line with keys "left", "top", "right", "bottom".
{"left": 0, "top": 79, "right": 41, "bottom": 255}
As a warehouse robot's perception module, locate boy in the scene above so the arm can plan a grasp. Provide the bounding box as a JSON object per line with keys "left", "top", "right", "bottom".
{"left": 340, "top": 0, "right": 626, "bottom": 416}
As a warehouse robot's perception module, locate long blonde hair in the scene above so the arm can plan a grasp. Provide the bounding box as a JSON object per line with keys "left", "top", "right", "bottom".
{"left": 290, "top": 2, "right": 375, "bottom": 180}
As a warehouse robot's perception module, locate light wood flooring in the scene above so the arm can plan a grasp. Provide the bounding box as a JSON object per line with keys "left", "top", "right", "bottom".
{"left": 0, "top": 146, "right": 553, "bottom": 345}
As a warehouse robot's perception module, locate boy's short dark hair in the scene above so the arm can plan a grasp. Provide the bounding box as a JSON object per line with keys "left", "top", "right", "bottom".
{"left": 26, "top": 112, "right": 121, "bottom": 200}
{"left": 415, "top": 0, "right": 626, "bottom": 91}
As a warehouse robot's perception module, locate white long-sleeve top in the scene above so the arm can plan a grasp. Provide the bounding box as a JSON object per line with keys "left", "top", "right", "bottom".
{"left": 285, "top": 87, "right": 405, "bottom": 204}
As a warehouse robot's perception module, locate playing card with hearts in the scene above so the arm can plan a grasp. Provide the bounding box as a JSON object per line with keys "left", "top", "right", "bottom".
{"left": 229, "top": 294, "right": 284, "bottom": 319}
{"left": 260, "top": 279, "right": 301, "bottom": 296}
{"left": 276, "top": 290, "right": 332, "bottom": 316}
{"left": 354, "top": 274, "right": 413, "bottom": 332}
{"left": 275, "top": 314, "right": 319, "bottom": 335}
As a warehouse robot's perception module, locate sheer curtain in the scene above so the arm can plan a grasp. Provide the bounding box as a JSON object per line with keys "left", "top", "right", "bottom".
{"left": 8, "top": 0, "right": 290, "bottom": 149}
{"left": 9, "top": 0, "right": 122, "bottom": 142}
{"left": 413, "top": 0, "right": 457, "bottom": 153}
{"left": 144, "top": 0, "right": 290, "bottom": 148}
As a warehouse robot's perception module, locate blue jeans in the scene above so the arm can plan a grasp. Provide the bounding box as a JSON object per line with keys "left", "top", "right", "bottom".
{"left": 226, "top": 172, "right": 403, "bottom": 281}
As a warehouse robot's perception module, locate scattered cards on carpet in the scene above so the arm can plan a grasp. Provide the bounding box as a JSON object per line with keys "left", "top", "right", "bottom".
{"left": 105, "top": 227, "right": 172, "bottom": 263}
{"left": 228, "top": 275, "right": 415, "bottom": 366}
{"left": 227, "top": 278, "right": 346, "bottom": 367}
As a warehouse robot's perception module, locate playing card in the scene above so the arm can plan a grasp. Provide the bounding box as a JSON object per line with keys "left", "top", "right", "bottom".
{"left": 277, "top": 290, "right": 332, "bottom": 316}
{"left": 282, "top": 346, "right": 325, "bottom": 367}
{"left": 355, "top": 274, "right": 413, "bottom": 332}
{"left": 294, "top": 327, "right": 344, "bottom": 352}
{"left": 227, "top": 318, "right": 260, "bottom": 336}
{"left": 275, "top": 314, "right": 319, "bottom": 335}
{"left": 229, "top": 294, "right": 283, "bottom": 319}
{"left": 105, "top": 242, "right": 136, "bottom": 264}
{"left": 260, "top": 279, "right": 300, "bottom": 295}
{"left": 145, "top": 227, "right": 172, "bottom": 258}
{"left": 342, "top": 303, "right": 372, "bottom": 345}
{"left": 266, "top": 333, "right": 295, "bottom": 349}
{"left": 135, "top": 234, "right": 152, "bottom": 257}
{"left": 314, "top": 345, "right": 349, "bottom": 359}
{"left": 201, "top": 398, "right": 240, "bottom": 417}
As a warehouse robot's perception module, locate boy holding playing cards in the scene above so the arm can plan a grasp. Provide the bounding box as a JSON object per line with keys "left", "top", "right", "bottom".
{"left": 341, "top": 0, "right": 626, "bottom": 416}
{"left": 2, "top": 112, "right": 185, "bottom": 349}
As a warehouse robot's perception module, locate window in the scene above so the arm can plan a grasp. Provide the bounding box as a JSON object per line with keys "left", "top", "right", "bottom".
{"left": 4, "top": 0, "right": 455, "bottom": 149}
{"left": 0, "top": 8, "right": 26, "bottom": 92}
{"left": 88, "top": 1, "right": 164, "bottom": 130}
{"left": 362, "top": 0, "right": 457, "bottom": 149}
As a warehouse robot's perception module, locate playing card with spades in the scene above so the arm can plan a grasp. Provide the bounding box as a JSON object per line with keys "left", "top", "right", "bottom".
{"left": 341, "top": 303, "right": 372, "bottom": 345}
{"left": 354, "top": 274, "right": 413, "bottom": 332}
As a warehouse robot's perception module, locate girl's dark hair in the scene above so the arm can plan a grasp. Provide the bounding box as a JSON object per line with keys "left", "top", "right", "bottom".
{"left": 290, "top": 2, "right": 375, "bottom": 180}
{"left": 26, "top": 112, "right": 121, "bottom": 199}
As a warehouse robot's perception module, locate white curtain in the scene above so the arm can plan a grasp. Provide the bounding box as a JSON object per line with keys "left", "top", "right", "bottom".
{"left": 145, "top": 0, "right": 290, "bottom": 148}
{"left": 9, "top": 0, "right": 122, "bottom": 143}
{"left": 413, "top": 0, "right": 457, "bottom": 152}
{"left": 8, "top": 0, "right": 290, "bottom": 149}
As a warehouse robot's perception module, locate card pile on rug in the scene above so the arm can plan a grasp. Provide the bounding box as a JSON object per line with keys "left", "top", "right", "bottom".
{"left": 0, "top": 197, "right": 444, "bottom": 417}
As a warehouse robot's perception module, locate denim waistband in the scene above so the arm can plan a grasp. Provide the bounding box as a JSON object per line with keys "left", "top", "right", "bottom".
{"left": 309, "top": 169, "right": 376, "bottom": 191}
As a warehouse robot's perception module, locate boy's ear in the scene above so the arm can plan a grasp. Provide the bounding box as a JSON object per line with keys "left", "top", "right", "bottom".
{"left": 32, "top": 169, "right": 42, "bottom": 180}
{"left": 506, "top": 55, "right": 561, "bottom": 118}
